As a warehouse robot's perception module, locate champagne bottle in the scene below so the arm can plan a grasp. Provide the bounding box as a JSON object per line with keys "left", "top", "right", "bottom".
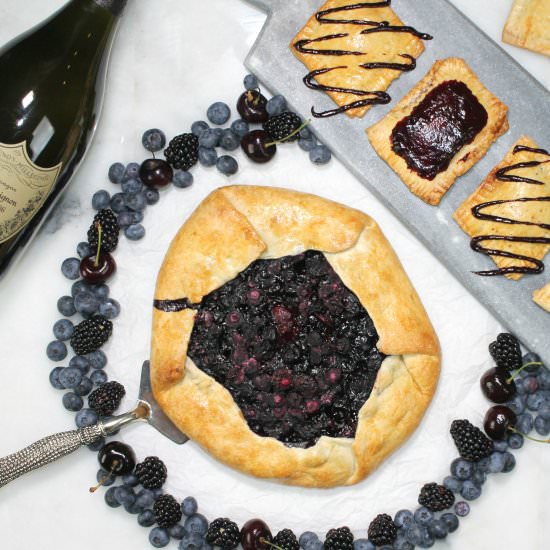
{"left": 0, "top": 0, "right": 128, "bottom": 277}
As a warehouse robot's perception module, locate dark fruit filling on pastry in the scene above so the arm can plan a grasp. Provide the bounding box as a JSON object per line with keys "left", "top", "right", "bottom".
{"left": 187, "top": 250, "right": 385, "bottom": 448}
{"left": 391, "top": 80, "right": 488, "bottom": 180}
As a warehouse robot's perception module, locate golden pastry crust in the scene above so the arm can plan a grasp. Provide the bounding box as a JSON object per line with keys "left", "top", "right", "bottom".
{"left": 367, "top": 58, "right": 509, "bottom": 205}
{"left": 290, "top": 0, "right": 426, "bottom": 118}
{"left": 533, "top": 281, "right": 550, "bottom": 312}
{"left": 503, "top": 0, "right": 550, "bottom": 57}
{"left": 151, "top": 186, "right": 440, "bottom": 487}
{"left": 453, "top": 136, "right": 550, "bottom": 280}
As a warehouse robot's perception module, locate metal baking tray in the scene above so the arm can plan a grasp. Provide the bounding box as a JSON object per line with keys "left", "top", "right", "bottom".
{"left": 244, "top": 0, "right": 550, "bottom": 365}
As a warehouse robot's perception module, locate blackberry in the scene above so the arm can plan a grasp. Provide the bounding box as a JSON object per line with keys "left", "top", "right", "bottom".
{"left": 70, "top": 315, "right": 112, "bottom": 355}
{"left": 324, "top": 527, "right": 354, "bottom": 550}
{"left": 153, "top": 494, "right": 182, "bottom": 528}
{"left": 451, "top": 419, "right": 494, "bottom": 461}
{"left": 489, "top": 333, "right": 522, "bottom": 372}
{"left": 88, "top": 381, "right": 125, "bottom": 416}
{"left": 418, "top": 482, "right": 455, "bottom": 511}
{"left": 263, "top": 112, "right": 302, "bottom": 142}
{"left": 273, "top": 529, "right": 299, "bottom": 550}
{"left": 205, "top": 518, "right": 240, "bottom": 549}
{"left": 367, "top": 514, "right": 397, "bottom": 547}
{"left": 87, "top": 209, "right": 119, "bottom": 253}
{"left": 164, "top": 133, "right": 199, "bottom": 170}
{"left": 134, "top": 456, "right": 167, "bottom": 489}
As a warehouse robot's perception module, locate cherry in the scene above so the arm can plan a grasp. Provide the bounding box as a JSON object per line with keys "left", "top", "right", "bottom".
{"left": 139, "top": 158, "right": 173, "bottom": 188}
{"left": 241, "top": 130, "right": 276, "bottom": 163}
{"left": 98, "top": 441, "right": 136, "bottom": 476}
{"left": 237, "top": 90, "right": 269, "bottom": 123}
{"left": 480, "top": 366, "right": 517, "bottom": 403}
{"left": 240, "top": 519, "right": 272, "bottom": 550}
{"left": 80, "top": 252, "right": 116, "bottom": 283}
{"left": 484, "top": 405, "right": 517, "bottom": 440}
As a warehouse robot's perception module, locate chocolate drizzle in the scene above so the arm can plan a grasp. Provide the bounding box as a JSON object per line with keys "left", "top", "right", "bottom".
{"left": 470, "top": 146, "right": 550, "bottom": 276}
{"left": 154, "top": 298, "right": 200, "bottom": 312}
{"left": 294, "top": 1, "right": 432, "bottom": 118}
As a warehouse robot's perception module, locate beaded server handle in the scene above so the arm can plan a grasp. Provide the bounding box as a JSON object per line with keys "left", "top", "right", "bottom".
{"left": 0, "top": 404, "right": 148, "bottom": 488}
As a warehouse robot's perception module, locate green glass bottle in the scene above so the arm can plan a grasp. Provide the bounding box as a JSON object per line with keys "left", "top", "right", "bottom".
{"left": 0, "top": 0, "right": 128, "bottom": 277}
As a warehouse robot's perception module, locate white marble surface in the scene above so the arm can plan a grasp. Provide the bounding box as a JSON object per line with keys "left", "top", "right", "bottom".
{"left": 0, "top": 1, "right": 549, "bottom": 550}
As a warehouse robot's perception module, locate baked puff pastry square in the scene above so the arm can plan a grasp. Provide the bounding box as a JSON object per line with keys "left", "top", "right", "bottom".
{"left": 534, "top": 281, "right": 550, "bottom": 312}
{"left": 503, "top": 0, "right": 550, "bottom": 57}
{"left": 150, "top": 186, "right": 440, "bottom": 488}
{"left": 367, "top": 58, "right": 509, "bottom": 205}
{"left": 454, "top": 136, "right": 550, "bottom": 280}
{"left": 290, "top": 0, "right": 430, "bottom": 118}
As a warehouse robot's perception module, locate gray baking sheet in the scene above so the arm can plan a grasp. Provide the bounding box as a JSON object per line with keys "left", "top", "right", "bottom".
{"left": 244, "top": 0, "right": 550, "bottom": 365}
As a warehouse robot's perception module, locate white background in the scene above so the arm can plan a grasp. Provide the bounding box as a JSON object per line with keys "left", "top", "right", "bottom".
{"left": 0, "top": 1, "right": 549, "bottom": 549}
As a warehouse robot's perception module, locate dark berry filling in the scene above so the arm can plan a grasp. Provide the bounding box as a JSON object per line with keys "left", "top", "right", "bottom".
{"left": 187, "top": 250, "right": 385, "bottom": 448}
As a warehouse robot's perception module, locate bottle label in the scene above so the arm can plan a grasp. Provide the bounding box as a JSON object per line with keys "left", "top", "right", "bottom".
{"left": 0, "top": 142, "right": 62, "bottom": 244}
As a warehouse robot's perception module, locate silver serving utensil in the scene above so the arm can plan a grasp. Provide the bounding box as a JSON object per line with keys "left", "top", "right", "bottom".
{"left": 0, "top": 361, "right": 188, "bottom": 488}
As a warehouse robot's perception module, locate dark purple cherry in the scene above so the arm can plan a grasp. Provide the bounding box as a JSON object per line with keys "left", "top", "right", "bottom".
{"left": 139, "top": 158, "right": 173, "bottom": 188}
{"left": 241, "top": 130, "right": 276, "bottom": 163}
{"left": 80, "top": 252, "right": 116, "bottom": 283}
{"left": 98, "top": 441, "right": 136, "bottom": 475}
{"left": 484, "top": 405, "right": 517, "bottom": 440}
{"left": 240, "top": 518, "right": 272, "bottom": 550}
{"left": 480, "top": 366, "right": 517, "bottom": 403}
{"left": 237, "top": 90, "right": 269, "bottom": 123}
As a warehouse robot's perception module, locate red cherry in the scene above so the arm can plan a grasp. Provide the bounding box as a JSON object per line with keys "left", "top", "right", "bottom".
{"left": 241, "top": 130, "right": 276, "bottom": 163}
{"left": 484, "top": 405, "right": 517, "bottom": 440}
{"left": 139, "top": 158, "right": 173, "bottom": 188}
{"left": 480, "top": 367, "right": 517, "bottom": 403}
{"left": 237, "top": 90, "right": 269, "bottom": 123}
{"left": 240, "top": 519, "right": 272, "bottom": 550}
{"left": 80, "top": 252, "right": 116, "bottom": 283}
{"left": 98, "top": 441, "right": 136, "bottom": 475}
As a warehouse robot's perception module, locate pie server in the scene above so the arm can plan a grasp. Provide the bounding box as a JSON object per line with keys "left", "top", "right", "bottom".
{"left": 0, "top": 361, "right": 188, "bottom": 489}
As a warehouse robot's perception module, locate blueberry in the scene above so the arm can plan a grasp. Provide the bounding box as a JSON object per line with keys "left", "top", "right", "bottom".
{"left": 417, "top": 528, "right": 434, "bottom": 549}
{"left": 299, "top": 531, "right": 318, "bottom": 548}
{"left": 131, "top": 210, "right": 145, "bottom": 224}
{"left": 539, "top": 405, "right": 550, "bottom": 420}
{"left": 75, "top": 408, "right": 98, "bottom": 428}
{"left": 220, "top": 129, "right": 240, "bottom": 151}
{"left": 74, "top": 290, "right": 100, "bottom": 316}
{"left": 97, "top": 468, "right": 115, "bottom": 487}
{"left": 74, "top": 376, "right": 93, "bottom": 396}
{"left": 515, "top": 412, "right": 533, "bottom": 434}
{"left": 179, "top": 532, "right": 203, "bottom": 550}
{"left": 118, "top": 211, "right": 133, "bottom": 228}
{"left": 207, "top": 102, "right": 231, "bottom": 125}
{"left": 394, "top": 509, "right": 414, "bottom": 529}
{"left": 198, "top": 146, "right": 217, "bottom": 167}
{"left": 506, "top": 395, "right": 526, "bottom": 415}
{"left": 427, "top": 519, "right": 447, "bottom": 540}
{"left": 86, "top": 350, "right": 107, "bottom": 370}
{"left": 88, "top": 436, "right": 105, "bottom": 452}
{"left": 414, "top": 506, "right": 434, "bottom": 526}
{"left": 309, "top": 144, "right": 331, "bottom": 165}
{"left": 298, "top": 137, "right": 317, "bottom": 152}
{"left": 216, "top": 155, "right": 238, "bottom": 176}
{"left": 523, "top": 352, "right": 541, "bottom": 367}
{"left": 305, "top": 540, "right": 323, "bottom": 550}
{"left": 49, "top": 367, "right": 65, "bottom": 389}
{"left": 142, "top": 129, "right": 167, "bottom": 152}
{"left": 266, "top": 95, "right": 287, "bottom": 116}
{"left": 90, "top": 370, "right": 108, "bottom": 385}
{"left": 125, "top": 223, "right": 145, "bottom": 240}
{"left": 454, "top": 501, "right": 470, "bottom": 517}
{"left": 198, "top": 129, "right": 220, "bottom": 148}
{"left": 144, "top": 187, "right": 160, "bottom": 205}
{"left": 62, "top": 392, "right": 83, "bottom": 411}
{"left": 450, "top": 457, "right": 473, "bottom": 480}
{"left": 136, "top": 488, "right": 155, "bottom": 508}
{"left": 150, "top": 527, "right": 171, "bottom": 548}
{"left": 71, "top": 279, "right": 90, "bottom": 297}
{"left": 507, "top": 432, "right": 524, "bottom": 449}
{"left": 299, "top": 127, "right": 313, "bottom": 139}
{"left": 181, "top": 496, "right": 198, "bottom": 516}
{"left": 98, "top": 298, "right": 120, "bottom": 319}
{"left": 108, "top": 162, "right": 125, "bottom": 184}
{"left": 169, "top": 524, "right": 186, "bottom": 540}
{"left": 77, "top": 241, "right": 92, "bottom": 259}
{"left": 476, "top": 456, "right": 490, "bottom": 473}
{"left": 123, "top": 162, "right": 140, "bottom": 182}
{"left": 151, "top": 488, "right": 163, "bottom": 499}
{"left": 243, "top": 74, "right": 259, "bottom": 90}
{"left": 92, "top": 190, "right": 111, "bottom": 210}
{"left": 493, "top": 439, "right": 508, "bottom": 453}
{"left": 59, "top": 367, "right": 82, "bottom": 389}
{"left": 534, "top": 414, "right": 550, "bottom": 435}
{"left": 46, "top": 340, "right": 67, "bottom": 362}
{"left": 230, "top": 119, "right": 249, "bottom": 137}
{"left": 191, "top": 121, "right": 209, "bottom": 137}
{"left": 404, "top": 525, "right": 423, "bottom": 545}
{"left": 122, "top": 178, "right": 143, "bottom": 194}
{"left": 173, "top": 171, "right": 194, "bottom": 188}
{"left": 110, "top": 192, "right": 128, "bottom": 213}
{"left": 502, "top": 451, "right": 516, "bottom": 473}
{"left": 352, "top": 539, "right": 375, "bottom": 550}
{"left": 440, "top": 512, "right": 459, "bottom": 533}
{"left": 53, "top": 319, "right": 74, "bottom": 341}
{"left": 125, "top": 191, "right": 147, "bottom": 212}
{"left": 123, "top": 473, "right": 140, "bottom": 487}
{"left": 125, "top": 501, "right": 144, "bottom": 514}
{"left": 138, "top": 509, "right": 156, "bottom": 527}
{"left": 57, "top": 295, "right": 76, "bottom": 317}
{"left": 527, "top": 392, "right": 545, "bottom": 411}
{"left": 105, "top": 486, "right": 121, "bottom": 508}
{"left": 460, "top": 480, "right": 482, "bottom": 500}
{"left": 443, "top": 475, "right": 463, "bottom": 493}
{"left": 115, "top": 486, "right": 136, "bottom": 506}
{"left": 61, "top": 257, "right": 81, "bottom": 280}
{"left": 471, "top": 468, "right": 487, "bottom": 487}
{"left": 391, "top": 535, "right": 413, "bottom": 550}
{"left": 538, "top": 370, "right": 550, "bottom": 390}
{"left": 183, "top": 514, "right": 208, "bottom": 536}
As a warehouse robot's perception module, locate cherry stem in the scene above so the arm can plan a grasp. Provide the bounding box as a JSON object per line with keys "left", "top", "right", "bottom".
{"left": 89, "top": 460, "right": 118, "bottom": 493}
{"left": 509, "top": 426, "right": 550, "bottom": 443}
{"left": 259, "top": 538, "right": 284, "bottom": 550}
{"left": 266, "top": 119, "right": 311, "bottom": 147}
{"left": 94, "top": 222, "right": 103, "bottom": 267}
{"left": 507, "top": 361, "right": 543, "bottom": 384}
